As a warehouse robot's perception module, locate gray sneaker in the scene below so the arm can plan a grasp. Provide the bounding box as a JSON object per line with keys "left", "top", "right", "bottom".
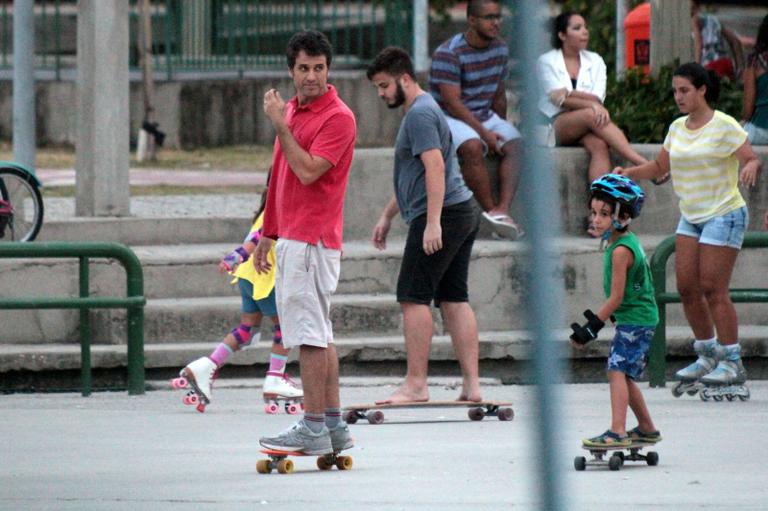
{"left": 259, "top": 420, "right": 332, "bottom": 455}
{"left": 328, "top": 422, "right": 354, "bottom": 451}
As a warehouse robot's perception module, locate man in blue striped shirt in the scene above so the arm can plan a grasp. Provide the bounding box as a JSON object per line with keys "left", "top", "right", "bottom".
{"left": 429, "top": 0, "right": 523, "bottom": 240}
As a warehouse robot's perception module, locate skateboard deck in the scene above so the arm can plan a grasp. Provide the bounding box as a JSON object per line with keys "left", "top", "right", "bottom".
{"left": 256, "top": 448, "right": 353, "bottom": 474}
{"left": 574, "top": 441, "right": 660, "bottom": 471}
{"left": 343, "top": 400, "right": 513, "bottom": 424}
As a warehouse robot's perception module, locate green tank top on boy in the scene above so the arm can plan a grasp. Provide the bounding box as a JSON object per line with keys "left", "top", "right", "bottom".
{"left": 603, "top": 232, "right": 659, "bottom": 326}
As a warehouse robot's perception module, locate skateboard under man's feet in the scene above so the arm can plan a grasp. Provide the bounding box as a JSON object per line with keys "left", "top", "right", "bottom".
{"left": 256, "top": 448, "right": 353, "bottom": 474}
{"left": 574, "top": 441, "right": 660, "bottom": 471}
{"left": 343, "top": 400, "right": 514, "bottom": 424}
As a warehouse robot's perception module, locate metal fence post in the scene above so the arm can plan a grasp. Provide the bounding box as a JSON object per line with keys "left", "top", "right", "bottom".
{"left": 79, "top": 256, "right": 92, "bottom": 397}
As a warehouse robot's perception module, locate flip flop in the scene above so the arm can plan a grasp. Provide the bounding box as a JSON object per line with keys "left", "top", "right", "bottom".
{"left": 482, "top": 212, "right": 524, "bottom": 240}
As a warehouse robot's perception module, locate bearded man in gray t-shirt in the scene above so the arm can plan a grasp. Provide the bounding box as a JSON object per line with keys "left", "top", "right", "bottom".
{"left": 367, "top": 46, "right": 483, "bottom": 404}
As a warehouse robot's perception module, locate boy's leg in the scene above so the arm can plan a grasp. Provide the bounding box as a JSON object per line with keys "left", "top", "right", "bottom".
{"left": 608, "top": 371, "right": 629, "bottom": 436}
{"left": 627, "top": 378, "right": 657, "bottom": 433}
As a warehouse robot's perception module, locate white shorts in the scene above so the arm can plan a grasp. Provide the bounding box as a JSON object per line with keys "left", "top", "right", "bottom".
{"left": 445, "top": 112, "right": 521, "bottom": 155}
{"left": 274, "top": 239, "right": 341, "bottom": 349}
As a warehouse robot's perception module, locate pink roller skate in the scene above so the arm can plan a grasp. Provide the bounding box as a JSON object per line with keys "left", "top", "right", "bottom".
{"left": 263, "top": 371, "right": 304, "bottom": 415}
{"left": 171, "top": 357, "right": 217, "bottom": 413}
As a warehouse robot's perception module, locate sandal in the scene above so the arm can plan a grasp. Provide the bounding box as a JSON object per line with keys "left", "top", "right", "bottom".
{"left": 582, "top": 430, "right": 631, "bottom": 448}
{"left": 628, "top": 426, "right": 662, "bottom": 444}
{"left": 481, "top": 212, "right": 524, "bottom": 240}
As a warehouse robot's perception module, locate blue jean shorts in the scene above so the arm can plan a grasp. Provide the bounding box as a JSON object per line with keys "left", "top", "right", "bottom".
{"left": 238, "top": 279, "right": 278, "bottom": 316}
{"left": 675, "top": 206, "right": 748, "bottom": 249}
{"left": 607, "top": 325, "right": 655, "bottom": 380}
{"left": 744, "top": 121, "right": 768, "bottom": 145}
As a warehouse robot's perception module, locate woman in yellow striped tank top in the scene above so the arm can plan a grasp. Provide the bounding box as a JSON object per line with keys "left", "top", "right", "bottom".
{"left": 617, "top": 62, "right": 761, "bottom": 400}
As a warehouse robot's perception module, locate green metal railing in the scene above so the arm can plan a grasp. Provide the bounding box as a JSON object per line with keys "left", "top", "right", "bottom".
{"left": 647, "top": 232, "right": 768, "bottom": 387}
{"left": 0, "top": 1, "right": 413, "bottom": 76}
{"left": 0, "top": 242, "right": 146, "bottom": 395}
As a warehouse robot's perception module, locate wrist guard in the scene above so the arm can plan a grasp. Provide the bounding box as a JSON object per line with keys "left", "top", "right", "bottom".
{"left": 570, "top": 309, "right": 605, "bottom": 345}
{"left": 246, "top": 228, "right": 262, "bottom": 245}
{"left": 221, "top": 246, "right": 249, "bottom": 272}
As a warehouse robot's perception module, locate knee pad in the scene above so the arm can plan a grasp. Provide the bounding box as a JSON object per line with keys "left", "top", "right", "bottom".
{"left": 272, "top": 324, "right": 283, "bottom": 345}
{"left": 231, "top": 324, "right": 261, "bottom": 349}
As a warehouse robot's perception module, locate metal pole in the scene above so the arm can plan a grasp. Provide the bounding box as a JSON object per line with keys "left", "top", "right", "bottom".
{"left": 616, "top": 0, "right": 627, "bottom": 78}
{"left": 517, "top": 1, "right": 566, "bottom": 509}
{"left": 412, "top": 0, "right": 428, "bottom": 73}
{"left": 79, "top": 257, "right": 92, "bottom": 397}
{"left": 12, "top": 0, "right": 36, "bottom": 170}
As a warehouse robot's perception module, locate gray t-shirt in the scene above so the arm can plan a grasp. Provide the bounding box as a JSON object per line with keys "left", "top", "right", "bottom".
{"left": 394, "top": 94, "right": 473, "bottom": 224}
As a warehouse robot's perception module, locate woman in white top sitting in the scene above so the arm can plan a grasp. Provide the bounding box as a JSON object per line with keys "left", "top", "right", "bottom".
{"left": 537, "top": 12, "right": 648, "bottom": 184}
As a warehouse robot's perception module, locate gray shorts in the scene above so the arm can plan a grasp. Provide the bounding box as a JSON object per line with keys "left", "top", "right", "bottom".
{"left": 274, "top": 239, "right": 340, "bottom": 349}
{"left": 445, "top": 112, "right": 521, "bottom": 154}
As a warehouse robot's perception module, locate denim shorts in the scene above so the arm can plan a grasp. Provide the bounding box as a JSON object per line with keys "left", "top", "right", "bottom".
{"left": 607, "top": 325, "right": 655, "bottom": 380}
{"left": 744, "top": 121, "right": 768, "bottom": 145}
{"left": 675, "top": 206, "right": 748, "bottom": 249}
{"left": 238, "top": 279, "right": 278, "bottom": 316}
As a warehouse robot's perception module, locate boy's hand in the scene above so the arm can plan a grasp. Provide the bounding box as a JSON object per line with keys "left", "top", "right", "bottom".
{"left": 569, "top": 309, "right": 605, "bottom": 345}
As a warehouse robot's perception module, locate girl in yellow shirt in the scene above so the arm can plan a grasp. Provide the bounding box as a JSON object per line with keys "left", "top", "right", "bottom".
{"left": 172, "top": 188, "right": 303, "bottom": 413}
{"left": 618, "top": 62, "right": 760, "bottom": 401}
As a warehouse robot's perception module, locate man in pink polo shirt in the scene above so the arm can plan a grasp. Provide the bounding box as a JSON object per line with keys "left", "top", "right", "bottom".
{"left": 254, "top": 31, "right": 356, "bottom": 456}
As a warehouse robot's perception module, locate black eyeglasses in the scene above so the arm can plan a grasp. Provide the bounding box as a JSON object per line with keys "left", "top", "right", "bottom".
{"left": 477, "top": 14, "right": 502, "bottom": 21}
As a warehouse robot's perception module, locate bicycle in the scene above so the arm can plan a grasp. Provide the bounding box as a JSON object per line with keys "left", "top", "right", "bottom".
{"left": 0, "top": 161, "right": 44, "bottom": 242}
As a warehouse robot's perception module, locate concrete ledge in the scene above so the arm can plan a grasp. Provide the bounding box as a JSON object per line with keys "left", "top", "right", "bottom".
{"left": 344, "top": 145, "right": 768, "bottom": 239}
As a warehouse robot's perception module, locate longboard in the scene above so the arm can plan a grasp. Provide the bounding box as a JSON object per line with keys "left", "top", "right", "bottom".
{"left": 256, "top": 448, "right": 353, "bottom": 474}
{"left": 342, "top": 400, "right": 513, "bottom": 424}
{"left": 574, "top": 441, "right": 659, "bottom": 471}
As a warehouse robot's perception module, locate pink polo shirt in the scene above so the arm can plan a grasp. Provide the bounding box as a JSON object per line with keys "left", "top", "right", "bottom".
{"left": 262, "top": 84, "right": 357, "bottom": 250}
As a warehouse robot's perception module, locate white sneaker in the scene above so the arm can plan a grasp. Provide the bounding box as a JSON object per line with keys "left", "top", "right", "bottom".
{"left": 263, "top": 371, "right": 304, "bottom": 399}
{"left": 180, "top": 357, "right": 217, "bottom": 404}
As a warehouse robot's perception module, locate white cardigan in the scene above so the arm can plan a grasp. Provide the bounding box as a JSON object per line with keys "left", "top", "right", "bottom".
{"left": 536, "top": 48, "right": 607, "bottom": 119}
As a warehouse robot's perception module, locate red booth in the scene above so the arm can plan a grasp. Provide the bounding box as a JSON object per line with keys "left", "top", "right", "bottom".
{"left": 625, "top": 2, "right": 651, "bottom": 74}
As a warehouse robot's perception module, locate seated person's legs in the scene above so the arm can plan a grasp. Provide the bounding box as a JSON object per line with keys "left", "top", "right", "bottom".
{"left": 448, "top": 115, "right": 522, "bottom": 238}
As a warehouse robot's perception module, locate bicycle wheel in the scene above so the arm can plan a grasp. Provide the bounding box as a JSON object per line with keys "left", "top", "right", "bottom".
{"left": 0, "top": 166, "right": 44, "bottom": 242}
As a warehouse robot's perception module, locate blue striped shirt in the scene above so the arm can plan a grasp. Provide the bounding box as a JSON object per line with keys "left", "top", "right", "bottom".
{"left": 429, "top": 33, "right": 508, "bottom": 122}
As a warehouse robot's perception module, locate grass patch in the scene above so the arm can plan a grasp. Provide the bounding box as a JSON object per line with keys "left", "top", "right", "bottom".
{"left": 0, "top": 143, "right": 274, "bottom": 171}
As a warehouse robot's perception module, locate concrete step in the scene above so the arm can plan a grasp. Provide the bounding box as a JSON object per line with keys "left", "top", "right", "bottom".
{"left": 4, "top": 236, "right": 768, "bottom": 343}
{"left": 39, "top": 215, "right": 252, "bottom": 245}
{"left": 3, "top": 325, "right": 768, "bottom": 373}
{"left": 89, "top": 293, "right": 426, "bottom": 344}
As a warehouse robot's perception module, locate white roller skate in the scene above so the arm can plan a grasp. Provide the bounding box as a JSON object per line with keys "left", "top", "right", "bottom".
{"left": 699, "top": 347, "right": 750, "bottom": 402}
{"left": 671, "top": 342, "right": 723, "bottom": 398}
{"left": 170, "top": 357, "right": 217, "bottom": 413}
{"left": 263, "top": 371, "right": 304, "bottom": 415}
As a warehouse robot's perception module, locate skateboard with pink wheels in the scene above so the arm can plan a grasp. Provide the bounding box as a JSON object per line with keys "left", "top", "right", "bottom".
{"left": 263, "top": 396, "right": 305, "bottom": 415}
{"left": 256, "top": 448, "right": 353, "bottom": 474}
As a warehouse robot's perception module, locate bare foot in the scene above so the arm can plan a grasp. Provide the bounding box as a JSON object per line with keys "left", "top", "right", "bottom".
{"left": 375, "top": 385, "right": 429, "bottom": 404}
{"left": 457, "top": 388, "right": 483, "bottom": 403}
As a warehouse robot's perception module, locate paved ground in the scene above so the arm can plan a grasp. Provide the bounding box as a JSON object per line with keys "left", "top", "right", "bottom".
{"left": 1, "top": 378, "right": 766, "bottom": 510}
